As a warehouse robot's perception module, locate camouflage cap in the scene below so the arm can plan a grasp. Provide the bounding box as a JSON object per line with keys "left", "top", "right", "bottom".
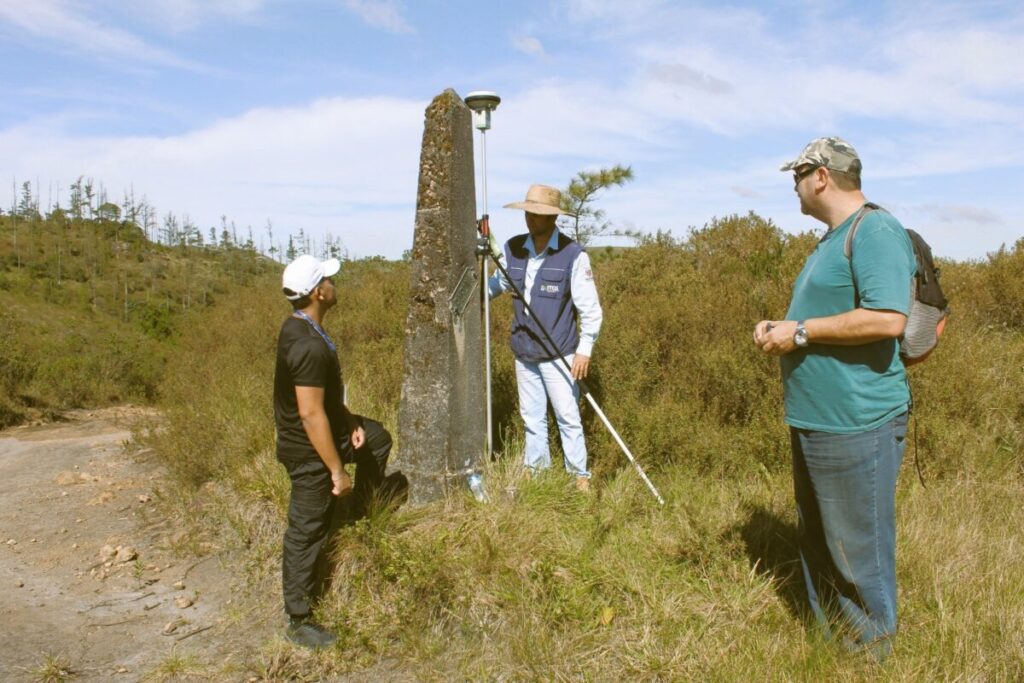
{"left": 779, "top": 136, "right": 862, "bottom": 175}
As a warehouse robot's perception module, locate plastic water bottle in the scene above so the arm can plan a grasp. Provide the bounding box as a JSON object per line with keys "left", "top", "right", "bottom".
{"left": 467, "top": 472, "right": 489, "bottom": 503}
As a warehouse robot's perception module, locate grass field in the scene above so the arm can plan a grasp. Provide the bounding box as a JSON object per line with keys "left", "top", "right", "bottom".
{"left": 141, "top": 216, "right": 1024, "bottom": 679}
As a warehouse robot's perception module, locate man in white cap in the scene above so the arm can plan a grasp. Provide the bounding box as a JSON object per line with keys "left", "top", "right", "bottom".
{"left": 273, "top": 254, "right": 393, "bottom": 648}
{"left": 754, "top": 137, "right": 916, "bottom": 660}
{"left": 489, "top": 184, "right": 603, "bottom": 491}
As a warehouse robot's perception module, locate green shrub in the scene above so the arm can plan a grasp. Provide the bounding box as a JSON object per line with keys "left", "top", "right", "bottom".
{"left": 141, "top": 214, "right": 1024, "bottom": 680}
{"left": 149, "top": 214, "right": 1024, "bottom": 487}
{"left": 131, "top": 300, "right": 176, "bottom": 340}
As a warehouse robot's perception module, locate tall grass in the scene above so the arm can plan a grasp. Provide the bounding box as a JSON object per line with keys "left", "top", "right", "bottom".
{"left": 147, "top": 215, "right": 1024, "bottom": 679}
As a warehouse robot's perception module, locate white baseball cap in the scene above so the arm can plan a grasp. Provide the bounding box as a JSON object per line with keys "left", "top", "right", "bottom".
{"left": 282, "top": 255, "right": 341, "bottom": 300}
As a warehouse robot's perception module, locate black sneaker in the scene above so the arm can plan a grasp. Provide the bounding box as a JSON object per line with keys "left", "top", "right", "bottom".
{"left": 286, "top": 618, "right": 338, "bottom": 649}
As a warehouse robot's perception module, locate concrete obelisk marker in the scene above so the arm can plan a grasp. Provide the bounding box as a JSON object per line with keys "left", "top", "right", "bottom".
{"left": 397, "top": 89, "right": 485, "bottom": 504}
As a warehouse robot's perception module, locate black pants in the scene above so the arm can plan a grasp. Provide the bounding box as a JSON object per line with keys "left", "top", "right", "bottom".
{"left": 280, "top": 415, "right": 392, "bottom": 618}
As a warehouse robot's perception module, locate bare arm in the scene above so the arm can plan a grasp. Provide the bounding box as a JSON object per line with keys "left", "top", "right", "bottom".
{"left": 295, "top": 385, "right": 353, "bottom": 495}
{"left": 754, "top": 308, "right": 907, "bottom": 356}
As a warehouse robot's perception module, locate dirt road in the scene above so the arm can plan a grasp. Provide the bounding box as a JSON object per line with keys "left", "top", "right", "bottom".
{"left": 0, "top": 408, "right": 273, "bottom": 681}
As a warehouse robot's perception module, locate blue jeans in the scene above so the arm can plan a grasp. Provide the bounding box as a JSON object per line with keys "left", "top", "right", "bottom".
{"left": 790, "top": 411, "right": 908, "bottom": 655}
{"left": 514, "top": 356, "right": 589, "bottom": 477}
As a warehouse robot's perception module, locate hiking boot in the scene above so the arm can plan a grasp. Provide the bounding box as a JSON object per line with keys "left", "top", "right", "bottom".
{"left": 576, "top": 476, "right": 591, "bottom": 493}
{"left": 286, "top": 617, "right": 338, "bottom": 649}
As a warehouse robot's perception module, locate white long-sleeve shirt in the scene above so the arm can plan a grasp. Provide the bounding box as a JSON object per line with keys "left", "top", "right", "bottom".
{"left": 487, "top": 228, "right": 603, "bottom": 357}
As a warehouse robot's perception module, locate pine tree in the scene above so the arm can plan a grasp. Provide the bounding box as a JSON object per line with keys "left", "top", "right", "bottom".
{"left": 265, "top": 220, "right": 277, "bottom": 261}
{"left": 18, "top": 181, "right": 39, "bottom": 219}
{"left": 559, "top": 165, "right": 634, "bottom": 246}
{"left": 83, "top": 179, "right": 95, "bottom": 219}
{"left": 220, "top": 215, "right": 231, "bottom": 248}
{"left": 162, "top": 213, "right": 180, "bottom": 245}
{"left": 69, "top": 177, "right": 84, "bottom": 220}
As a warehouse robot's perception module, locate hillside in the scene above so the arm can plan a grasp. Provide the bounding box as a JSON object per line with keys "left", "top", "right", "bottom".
{"left": 0, "top": 192, "right": 280, "bottom": 427}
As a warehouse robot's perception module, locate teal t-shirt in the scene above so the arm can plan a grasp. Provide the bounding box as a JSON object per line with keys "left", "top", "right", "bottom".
{"left": 781, "top": 207, "right": 916, "bottom": 433}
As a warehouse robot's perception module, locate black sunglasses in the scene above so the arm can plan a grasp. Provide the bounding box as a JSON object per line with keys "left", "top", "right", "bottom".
{"left": 793, "top": 165, "right": 820, "bottom": 187}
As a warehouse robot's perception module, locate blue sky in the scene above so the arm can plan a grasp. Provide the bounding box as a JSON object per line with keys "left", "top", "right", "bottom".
{"left": 2, "top": 0, "right": 1022, "bottom": 260}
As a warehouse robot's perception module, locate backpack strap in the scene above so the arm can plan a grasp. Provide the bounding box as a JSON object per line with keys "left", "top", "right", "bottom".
{"left": 843, "top": 202, "right": 887, "bottom": 309}
{"left": 842, "top": 201, "right": 886, "bottom": 259}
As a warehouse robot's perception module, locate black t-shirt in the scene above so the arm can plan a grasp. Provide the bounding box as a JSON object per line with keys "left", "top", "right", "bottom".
{"left": 273, "top": 316, "right": 349, "bottom": 462}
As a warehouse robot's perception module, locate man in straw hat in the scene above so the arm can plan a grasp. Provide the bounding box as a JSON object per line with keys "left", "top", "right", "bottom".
{"left": 754, "top": 137, "right": 916, "bottom": 660}
{"left": 273, "top": 254, "right": 394, "bottom": 648}
{"left": 489, "top": 184, "right": 603, "bottom": 491}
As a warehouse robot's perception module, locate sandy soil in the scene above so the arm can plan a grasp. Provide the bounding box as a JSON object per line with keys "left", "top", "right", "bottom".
{"left": 0, "top": 407, "right": 273, "bottom": 682}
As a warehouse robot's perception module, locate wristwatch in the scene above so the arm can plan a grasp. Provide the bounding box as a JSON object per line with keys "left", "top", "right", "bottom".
{"left": 794, "top": 320, "right": 809, "bottom": 348}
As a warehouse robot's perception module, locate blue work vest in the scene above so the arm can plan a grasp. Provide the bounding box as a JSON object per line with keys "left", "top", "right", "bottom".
{"left": 504, "top": 233, "right": 583, "bottom": 362}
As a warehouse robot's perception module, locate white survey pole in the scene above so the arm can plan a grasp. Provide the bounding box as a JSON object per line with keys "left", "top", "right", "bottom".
{"left": 465, "top": 91, "right": 501, "bottom": 459}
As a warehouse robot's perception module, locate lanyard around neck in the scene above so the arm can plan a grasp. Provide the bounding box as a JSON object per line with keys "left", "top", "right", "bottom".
{"left": 293, "top": 310, "right": 337, "bottom": 353}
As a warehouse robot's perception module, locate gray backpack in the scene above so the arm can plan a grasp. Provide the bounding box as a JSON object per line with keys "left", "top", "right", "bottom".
{"left": 845, "top": 203, "right": 950, "bottom": 365}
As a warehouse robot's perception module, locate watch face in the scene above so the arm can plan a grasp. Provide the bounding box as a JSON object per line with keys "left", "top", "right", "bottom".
{"left": 795, "top": 326, "right": 809, "bottom": 347}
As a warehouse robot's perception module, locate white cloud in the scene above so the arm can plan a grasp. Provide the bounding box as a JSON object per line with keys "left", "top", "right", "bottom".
{"left": 342, "top": 0, "right": 414, "bottom": 34}
{"left": 554, "top": 2, "right": 1024, "bottom": 137}
{"left": 1, "top": 97, "right": 426, "bottom": 258}
{"left": 512, "top": 35, "right": 546, "bottom": 58}
{"left": 564, "top": 0, "right": 676, "bottom": 24}
{"left": 730, "top": 186, "right": 762, "bottom": 199}
{"left": 131, "top": 0, "right": 269, "bottom": 32}
{"left": 890, "top": 28, "right": 1024, "bottom": 93}
{"left": 919, "top": 204, "right": 1002, "bottom": 225}
{"left": 629, "top": 36, "right": 1023, "bottom": 137}
{"left": 647, "top": 63, "right": 732, "bottom": 96}
{"left": 0, "top": 0, "right": 203, "bottom": 69}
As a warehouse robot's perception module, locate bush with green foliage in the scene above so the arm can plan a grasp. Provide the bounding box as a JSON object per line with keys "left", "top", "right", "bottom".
{"left": 145, "top": 213, "right": 1024, "bottom": 680}
{"left": 147, "top": 210, "right": 1024, "bottom": 491}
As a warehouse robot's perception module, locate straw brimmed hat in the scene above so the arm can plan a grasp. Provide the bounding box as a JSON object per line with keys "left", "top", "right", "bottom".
{"left": 503, "top": 184, "right": 570, "bottom": 216}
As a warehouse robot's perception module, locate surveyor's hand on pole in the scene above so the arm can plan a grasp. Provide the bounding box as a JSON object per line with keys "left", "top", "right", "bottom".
{"left": 488, "top": 231, "right": 501, "bottom": 259}
{"left": 571, "top": 354, "right": 591, "bottom": 380}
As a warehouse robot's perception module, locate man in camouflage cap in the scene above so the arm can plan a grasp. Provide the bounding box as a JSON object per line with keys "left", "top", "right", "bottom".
{"left": 754, "top": 136, "right": 916, "bottom": 660}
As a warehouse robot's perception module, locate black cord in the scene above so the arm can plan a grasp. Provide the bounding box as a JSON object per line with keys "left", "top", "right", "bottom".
{"left": 908, "top": 378, "right": 926, "bottom": 488}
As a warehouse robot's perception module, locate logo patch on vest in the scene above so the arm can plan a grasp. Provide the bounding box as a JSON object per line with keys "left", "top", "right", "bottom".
{"left": 540, "top": 284, "right": 560, "bottom": 294}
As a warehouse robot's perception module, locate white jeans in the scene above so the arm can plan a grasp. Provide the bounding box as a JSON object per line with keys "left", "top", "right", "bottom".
{"left": 514, "top": 355, "right": 589, "bottom": 477}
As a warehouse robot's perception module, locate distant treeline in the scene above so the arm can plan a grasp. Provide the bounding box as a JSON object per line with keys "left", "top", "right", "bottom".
{"left": 4, "top": 177, "right": 346, "bottom": 264}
